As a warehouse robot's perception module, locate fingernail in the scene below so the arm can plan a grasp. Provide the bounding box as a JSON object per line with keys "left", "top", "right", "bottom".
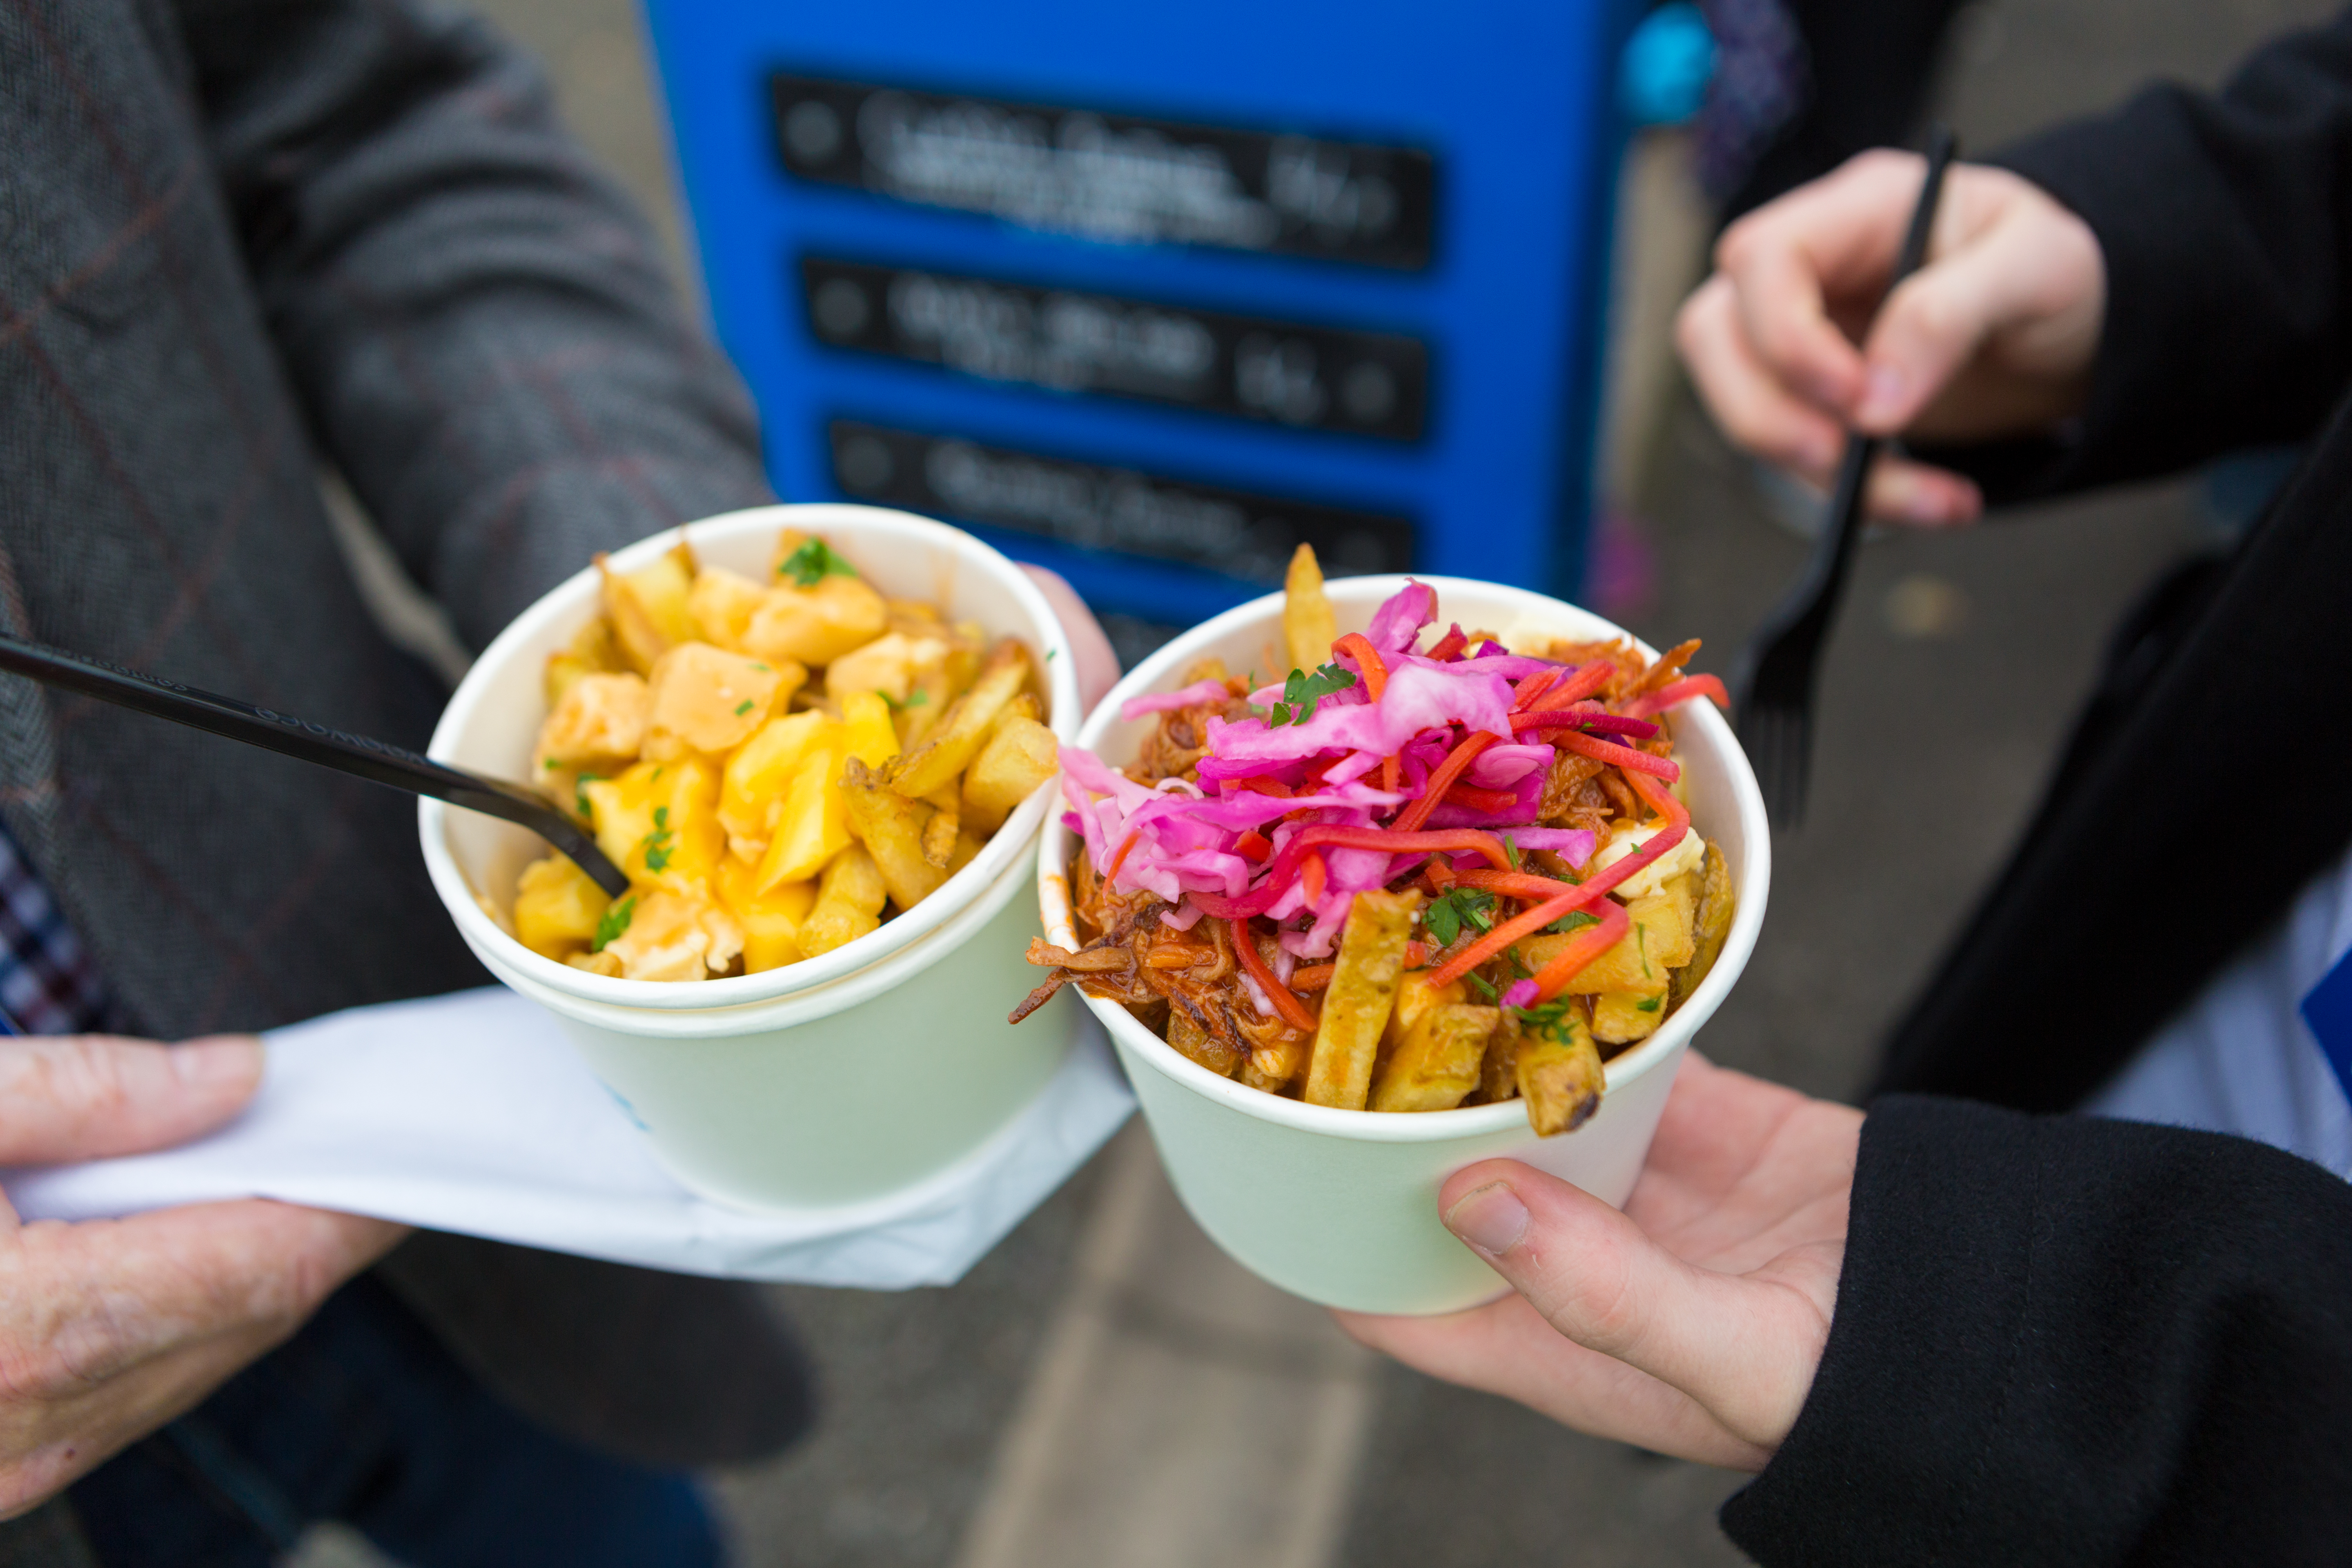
{"left": 1443, "top": 1182, "right": 1529, "bottom": 1256}
{"left": 174, "top": 1037, "right": 261, "bottom": 1088}
{"left": 1858, "top": 367, "right": 1906, "bottom": 424}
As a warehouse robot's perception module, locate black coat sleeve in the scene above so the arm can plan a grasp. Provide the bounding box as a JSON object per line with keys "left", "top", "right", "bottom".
{"left": 174, "top": 0, "right": 775, "bottom": 647}
{"left": 1929, "top": 11, "right": 2352, "bottom": 500}
{"left": 1719, "top": 1096, "right": 2352, "bottom": 1566}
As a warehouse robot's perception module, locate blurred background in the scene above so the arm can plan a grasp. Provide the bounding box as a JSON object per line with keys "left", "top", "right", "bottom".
{"left": 304, "top": 1, "right": 2339, "bottom": 1562}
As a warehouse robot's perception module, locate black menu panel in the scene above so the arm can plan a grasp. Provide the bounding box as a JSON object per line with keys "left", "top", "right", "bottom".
{"left": 800, "top": 258, "right": 1428, "bottom": 441}
{"left": 772, "top": 72, "right": 1437, "bottom": 270}
{"left": 827, "top": 420, "right": 1414, "bottom": 587}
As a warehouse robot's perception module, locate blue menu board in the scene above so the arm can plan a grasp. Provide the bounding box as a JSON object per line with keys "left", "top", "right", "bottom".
{"left": 641, "top": 1, "right": 1635, "bottom": 627}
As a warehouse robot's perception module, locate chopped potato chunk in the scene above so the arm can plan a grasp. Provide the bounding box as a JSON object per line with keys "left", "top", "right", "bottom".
{"left": 742, "top": 575, "right": 888, "bottom": 667}
{"left": 512, "top": 854, "right": 611, "bottom": 960}
{"left": 599, "top": 546, "right": 697, "bottom": 674}
{"left": 799, "top": 845, "right": 886, "bottom": 956}
{"left": 534, "top": 672, "right": 649, "bottom": 768}
{"left": 688, "top": 565, "right": 768, "bottom": 651}
{"left": 584, "top": 757, "right": 724, "bottom": 896}
{"left": 643, "top": 641, "right": 790, "bottom": 760}
{"left": 960, "top": 715, "right": 1058, "bottom": 836}
{"left": 717, "top": 855, "right": 816, "bottom": 973}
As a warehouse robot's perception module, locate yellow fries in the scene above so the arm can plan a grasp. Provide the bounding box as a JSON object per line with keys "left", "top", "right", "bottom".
{"left": 1513, "top": 1007, "right": 1605, "bottom": 1136}
{"left": 800, "top": 845, "right": 886, "bottom": 955}
{"left": 885, "top": 638, "right": 1030, "bottom": 798}
{"left": 1283, "top": 543, "right": 1337, "bottom": 677}
{"left": 1303, "top": 889, "right": 1421, "bottom": 1110}
{"left": 524, "top": 527, "right": 1047, "bottom": 984}
{"left": 1673, "top": 844, "right": 1736, "bottom": 1005}
{"left": 1371, "top": 997, "right": 1497, "bottom": 1113}
{"left": 840, "top": 757, "right": 947, "bottom": 910}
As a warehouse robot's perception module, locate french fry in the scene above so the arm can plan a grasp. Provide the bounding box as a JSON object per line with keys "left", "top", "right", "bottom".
{"left": 799, "top": 844, "right": 886, "bottom": 955}
{"left": 838, "top": 690, "right": 901, "bottom": 768}
{"left": 826, "top": 630, "right": 948, "bottom": 706}
{"left": 599, "top": 547, "right": 697, "bottom": 674}
{"left": 1590, "top": 986, "right": 1668, "bottom": 1045}
{"left": 961, "top": 715, "right": 1058, "bottom": 836}
{"left": 534, "top": 671, "right": 649, "bottom": 768}
{"left": 583, "top": 757, "right": 725, "bottom": 895}
{"left": 1303, "top": 889, "right": 1420, "bottom": 1110}
{"left": 840, "top": 757, "right": 946, "bottom": 909}
{"left": 718, "top": 710, "right": 830, "bottom": 850}
{"left": 1372, "top": 1001, "right": 1497, "bottom": 1112}
{"left": 755, "top": 721, "right": 852, "bottom": 889}
{"left": 688, "top": 565, "right": 768, "bottom": 652}
{"left": 642, "top": 642, "right": 790, "bottom": 760}
{"left": 545, "top": 616, "right": 624, "bottom": 707}
{"left": 1514, "top": 886, "right": 1691, "bottom": 994}
{"left": 885, "top": 638, "right": 1030, "bottom": 798}
{"left": 920, "top": 798, "right": 960, "bottom": 869}
{"left": 742, "top": 574, "right": 888, "bottom": 667}
{"left": 1672, "top": 843, "right": 1736, "bottom": 1004}
{"left": 1514, "top": 1006, "right": 1606, "bottom": 1135}
{"left": 1283, "top": 543, "right": 1336, "bottom": 677}
{"left": 1479, "top": 1020, "right": 1520, "bottom": 1104}
{"left": 716, "top": 854, "right": 816, "bottom": 973}
{"left": 899, "top": 630, "right": 986, "bottom": 748}
{"left": 512, "top": 854, "right": 611, "bottom": 960}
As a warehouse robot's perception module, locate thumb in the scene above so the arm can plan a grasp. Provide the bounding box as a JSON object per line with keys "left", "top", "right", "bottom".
{"left": 0, "top": 1035, "right": 263, "bottom": 1167}
{"left": 1849, "top": 207, "right": 2056, "bottom": 433}
{"left": 1441, "top": 1160, "right": 1820, "bottom": 1448}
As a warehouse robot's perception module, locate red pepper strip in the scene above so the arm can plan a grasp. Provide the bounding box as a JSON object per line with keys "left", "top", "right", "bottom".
{"left": 1290, "top": 963, "right": 1336, "bottom": 991}
{"left": 1103, "top": 829, "right": 1142, "bottom": 882}
{"left": 1552, "top": 728, "right": 1681, "bottom": 780}
{"left": 1333, "top": 633, "right": 1388, "bottom": 700}
{"left": 1234, "top": 829, "right": 1273, "bottom": 863}
{"left": 1527, "top": 898, "right": 1633, "bottom": 1004}
{"left": 1621, "top": 673, "right": 1732, "bottom": 721}
{"left": 1236, "top": 775, "right": 1292, "bottom": 797}
{"left": 1230, "top": 918, "right": 1318, "bottom": 1032}
{"left": 1509, "top": 667, "right": 1560, "bottom": 711}
{"left": 1392, "top": 731, "right": 1499, "bottom": 832}
{"left": 1425, "top": 891, "right": 1585, "bottom": 989}
{"left": 1523, "top": 660, "right": 1615, "bottom": 714}
{"left": 1441, "top": 782, "right": 1520, "bottom": 813}
{"left": 1425, "top": 624, "right": 1468, "bottom": 662}
{"left": 1404, "top": 940, "right": 1430, "bottom": 967}
{"left": 1423, "top": 858, "right": 1458, "bottom": 893}
{"left": 1301, "top": 852, "right": 1327, "bottom": 904}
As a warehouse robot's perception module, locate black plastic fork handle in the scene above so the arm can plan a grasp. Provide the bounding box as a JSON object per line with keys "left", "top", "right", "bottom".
{"left": 0, "top": 632, "right": 633, "bottom": 898}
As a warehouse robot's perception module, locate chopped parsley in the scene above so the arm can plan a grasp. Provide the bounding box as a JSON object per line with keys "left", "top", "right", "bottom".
{"left": 1464, "top": 971, "right": 1498, "bottom": 1002}
{"left": 1543, "top": 909, "right": 1601, "bottom": 935}
{"left": 1637, "top": 922, "right": 1651, "bottom": 979}
{"left": 1423, "top": 888, "right": 1496, "bottom": 947}
{"left": 543, "top": 757, "right": 559, "bottom": 770}
{"left": 1512, "top": 996, "right": 1579, "bottom": 1038}
{"left": 733, "top": 699, "right": 754, "bottom": 716}
{"left": 575, "top": 775, "right": 601, "bottom": 820}
{"left": 751, "top": 662, "right": 771, "bottom": 672}
{"left": 780, "top": 538, "right": 859, "bottom": 588}
{"left": 1503, "top": 834, "right": 1521, "bottom": 871}
{"left": 592, "top": 895, "right": 637, "bottom": 952}
{"left": 641, "top": 805, "right": 675, "bottom": 873}
{"left": 1635, "top": 994, "right": 1663, "bottom": 1013}
{"left": 1267, "top": 663, "right": 1356, "bottom": 727}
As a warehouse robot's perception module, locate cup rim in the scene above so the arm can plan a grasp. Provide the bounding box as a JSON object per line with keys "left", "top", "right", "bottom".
{"left": 1037, "top": 573, "right": 1771, "bottom": 1145}
{"left": 421, "top": 503, "right": 1080, "bottom": 1013}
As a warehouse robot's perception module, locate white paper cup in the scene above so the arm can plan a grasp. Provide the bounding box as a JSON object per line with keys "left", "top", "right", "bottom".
{"left": 1039, "top": 577, "right": 1769, "bottom": 1314}
{"left": 422, "top": 504, "right": 1083, "bottom": 1209}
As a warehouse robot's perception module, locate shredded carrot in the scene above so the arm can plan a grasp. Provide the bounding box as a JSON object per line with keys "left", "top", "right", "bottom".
{"left": 1381, "top": 752, "right": 1401, "bottom": 793}
{"left": 1333, "top": 633, "right": 1388, "bottom": 701}
{"left": 1509, "top": 668, "right": 1560, "bottom": 711}
{"left": 1441, "top": 782, "right": 1519, "bottom": 814}
{"left": 1621, "top": 673, "right": 1731, "bottom": 720}
{"left": 1300, "top": 851, "right": 1327, "bottom": 904}
{"left": 1426, "top": 890, "right": 1586, "bottom": 989}
{"left": 1528, "top": 898, "right": 1633, "bottom": 1003}
{"left": 1234, "top": 829, "right": 1273, "bottom": 863}
{"left": 1290, "top": 963, "right": 1336, "bottom": 991}
{"left": 1425, "top": 626, "right": 1468, "bottom": 662}
{"left": 1393, "top": 731, "right": 1499, "bottom": 832}
{"left": 1553, "top": 728, "right": 1680, "bottom": 780}
{"left": 1230, "top": 918, "right": 1318, "bottom": 1032}
{"left": 1103, "top": 829, "right": 1142, "bottom": 882}
{"left": 1524, "top": 659, "right": 1614, "bottom": 713}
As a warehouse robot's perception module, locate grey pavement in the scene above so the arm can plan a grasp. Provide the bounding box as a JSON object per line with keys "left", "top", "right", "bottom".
{"left": 303, "top": 2, "right": 2339, "bottom": 1564}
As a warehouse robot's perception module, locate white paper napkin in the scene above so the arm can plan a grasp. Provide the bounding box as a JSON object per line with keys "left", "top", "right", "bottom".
{"left": 1, "top": 988, "right": 1134, "bottom": 1289}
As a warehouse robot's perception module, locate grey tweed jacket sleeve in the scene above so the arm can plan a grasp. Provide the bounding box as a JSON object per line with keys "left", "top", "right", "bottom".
{"left": 185, "top": 0, "right": 776, "bottom": 647}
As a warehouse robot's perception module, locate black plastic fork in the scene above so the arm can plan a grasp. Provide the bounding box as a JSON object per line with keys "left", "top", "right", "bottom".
{"left": 0, "top": 630, "right": 630, "bottom": 896}
{"left": 1733, "top": 125, "right": 1958, "bottom": 827}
